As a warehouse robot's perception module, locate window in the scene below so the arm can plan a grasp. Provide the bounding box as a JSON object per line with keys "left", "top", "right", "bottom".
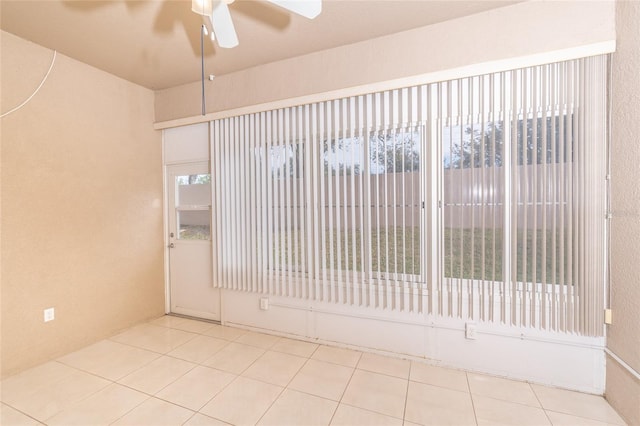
{"left": 175, "top": 174, "right": 211, "bottom": 240}
{"left": 212, "top": 56, "right": 608, "bottom": 335}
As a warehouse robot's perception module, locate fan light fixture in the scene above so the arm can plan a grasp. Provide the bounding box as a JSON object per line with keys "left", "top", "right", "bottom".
{"left": 192, "top": 0, "right": 321, "bottom": 49}
{"left": 191, "top": 0, "right": 212, "bottom": 16}
{"left": 192, "top": 0, "right": 322, "bottom": 115}
{"left": 192, "top": 0, "right": 234, "bottom": 16}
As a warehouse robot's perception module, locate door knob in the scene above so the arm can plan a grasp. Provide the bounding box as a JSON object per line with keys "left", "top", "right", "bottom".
{"left": 168, "top": 243, "right": 175, "bottom": 248}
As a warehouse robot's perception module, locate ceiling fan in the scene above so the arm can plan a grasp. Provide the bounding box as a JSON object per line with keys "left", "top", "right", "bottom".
{"left": 192, "top": 0, "right": 322, "bottom": 48}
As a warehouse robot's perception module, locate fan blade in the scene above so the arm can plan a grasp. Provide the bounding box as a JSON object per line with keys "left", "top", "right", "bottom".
{"left": 267, "top": 0, "right": 322, "bottom": 19}
{"left": 210, "top": 1, "right": 238, "bottom": 48}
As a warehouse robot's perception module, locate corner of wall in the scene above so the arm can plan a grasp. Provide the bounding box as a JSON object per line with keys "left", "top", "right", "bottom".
{"left": 605, "top": 1, "right": 640, "bottom": 424}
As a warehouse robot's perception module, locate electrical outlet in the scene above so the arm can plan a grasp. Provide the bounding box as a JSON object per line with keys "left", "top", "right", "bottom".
{"left": 44, "top": 307, "right": 55, "bottom": 322}
{"left": 259, "top": 297, "right": 269, "bottom": 310}
{"left": 465, "top": 321, "right": 477, "bottom": 339}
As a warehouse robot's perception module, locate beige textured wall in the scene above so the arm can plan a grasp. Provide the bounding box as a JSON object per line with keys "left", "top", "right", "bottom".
{"left": 155, "top": 0, "right": 615, "bottom": 123}
{"left": 606, "top": 1, "right": 640, "bottom": 424}
{"left": 0, "top": 31, "right": 164, "bottom": 378}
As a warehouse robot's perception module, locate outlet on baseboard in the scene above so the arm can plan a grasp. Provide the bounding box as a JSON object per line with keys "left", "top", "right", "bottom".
{"left": 44, "top": 307, "right": 55, "bottom": 322}
{"left": 259, "top": 297, "right": 269, "bottom": 310}
{"left": 465, "top": 321, "right": 477, "bottom": 339}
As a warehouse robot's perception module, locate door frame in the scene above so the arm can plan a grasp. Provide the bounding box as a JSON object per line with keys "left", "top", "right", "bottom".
{"left": 163, "top": 159, "right": 213, "bottom": 316}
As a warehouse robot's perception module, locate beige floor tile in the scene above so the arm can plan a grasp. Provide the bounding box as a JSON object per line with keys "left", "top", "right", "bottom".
{"left": 169, "top": 318, "right": 217, "bottom": 334}
{"left": 546, "top": 410, "right": 624, "bottom": 426}
{"left": 357, "top": 353, "right": 410, "bottom": 379}
{"left": 57, "top": 339, "right": 159, "bottom": 381}
{"left": 258, "top": 389, "right": 337, "bottom": 426}
{"left": 167, "top": 335, "right": 229, "bottom": 364}
{"left": 202, "top": 342, "right": 265, "bottom": 374}
{"left": 405, "top": 381, "right": 476, "bottom": 426}
{"left": 341, "top": 370, "right": 407, "bottom": 419}
{"left": 0, "top": 362, "right": 78, "bottom": 404}
{"left": 330, "top": 404, "right": 403, "bottom": 426}
{"left": 312, "top": 345, "right": 362, "bottom": 368}
{"left": 410, "top": 362, "right": 469, "bottom": 393}
{"left": 118, "top": 355, "right": 196, "bottom": 395}
{"left": 0, "top": 362, "right": 110, "bottom": 422}
{"left": 110, "top": 323, "right": 198, "bottom": 353}
{"left": 288, "top": 359, "right": 353, "bottom": 401}
{"left": 184, "top": 413, "right": 232, "bottom": 425}
{"left": 6, "top": 319, "right": 630, "bottom": 426}
{"left": 234, "top": 331, "right": 281, "bottom": 349}
{"left": 156, "top": 366, "right": 235, "bottom": 411}
{"left": 468, "top": 373, "right": 540, "bottom": 407}
{"left": 0, "top": 403, "right": 42, "bottom": 426}
{"left": 532, "top": 384, "right": 626, "bottom": 425}
{"left": 151, "top": 315, "right": 188, "bottom": 328}
{"left": 242, "top": 351, "right": 307, "bottom": 387}
{"left": 200, "top": 376, "right": 283, "bottom": 425}
{"left": 203, "top": 324, "right": 247, "bottom": 341}
{"left": 0, "top": 361, "right": 66, "bottom": 385}
{"left": 111, "top": 397, "right": 194, "bottom": 425}
{"left": 46, "top": 383, "right": 147, "bottom": 426}
{"left": 271, "top": 337, "right": 319, "bottom": 358}
{"left": 473, "top": 394, "right": 551, "bottom": 426}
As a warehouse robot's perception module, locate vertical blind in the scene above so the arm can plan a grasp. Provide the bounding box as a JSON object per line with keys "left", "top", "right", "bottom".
{"left": 211, "top": 55, "right": 608, "bottom": 336}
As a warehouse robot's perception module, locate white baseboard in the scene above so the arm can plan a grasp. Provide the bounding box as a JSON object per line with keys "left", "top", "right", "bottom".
{"left": 221, "top": 289, "right": 605, "bottom": 394}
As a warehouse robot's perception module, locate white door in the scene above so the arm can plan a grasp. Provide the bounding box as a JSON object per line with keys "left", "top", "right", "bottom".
{"left": 167, "top": 162, "right": 220, "bottom": 321}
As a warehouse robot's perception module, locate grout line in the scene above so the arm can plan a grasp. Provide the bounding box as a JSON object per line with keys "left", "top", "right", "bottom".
{"left": 402, "top": 361, "right": 412, "bottom": 423}
{"left": 0, "top": 402, "right": 48, "bottom": 425}
{"left": 311, "top": 346, "right": 363, "bottom": 369}
{"left": 182, "top": 411, "right": 200, "bottom": 426}
{"left": 355, "top": 366, "right": 411, "bottom": 381}
{"left": 308, "top": 342, "right": 321, "bottom": 359}
{"left": 338, "top": 401, "right": 405, "bottom": 422}
{"left": 205, "top": 339, "right": 315, "bottom": 423}
{"left": 107, "top": 394, "right": 153, "bottom": 425}
{"left": 41, "top": 380, "right": 117, "bottom": 424}
{"left": 407, "top": 377, "right": 472, "bottom": 395}
{"left": 469, "top": 392, "right": 550, "bottom": 410}
{"left": 544, "top": 408, "right": 626, "bottom": 426}
{"left": 530, "top": 382, "right": 554, "bottom": 425}
{"left": 232, "top": 347, "right": 269, "bottom": 377}
{"left": 326, "top": 355, "right": 360, "bottom": 425}
{"left": 128, "top": 358, "right": 200, "bottom": 398}
{"left": 152, "top": 393, "right": 200, "bottom": 412}
{"left": 338, "top": 355, "right": 360, "bottom": 404}
{"left": 253, "top": 385, "right": 288, "bottom": 425}
{"left": 467, "top": 372, "right": 480, "bottom": 426}
{"left": 151, "top": 367, "right": 238, "bottom": 413}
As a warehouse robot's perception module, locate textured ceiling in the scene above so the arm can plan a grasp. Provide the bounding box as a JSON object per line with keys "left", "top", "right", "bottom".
{"left": 1, "top": 0, "right": 518, "bottom": 90}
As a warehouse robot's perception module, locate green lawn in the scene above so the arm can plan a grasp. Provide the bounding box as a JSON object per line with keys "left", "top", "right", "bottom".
{"left": 272, "top": 226, "right": 571, "bottom": 284}
{"left": 443, "top": 227, "right": 571, "bottom": 284}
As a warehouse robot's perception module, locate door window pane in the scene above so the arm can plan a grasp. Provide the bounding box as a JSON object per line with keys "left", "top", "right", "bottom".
{"left": 175, "top": 174, "right": 211, "bottom": 240}
{"left": 178, "top": 210, "right": 210, "bottom": 240}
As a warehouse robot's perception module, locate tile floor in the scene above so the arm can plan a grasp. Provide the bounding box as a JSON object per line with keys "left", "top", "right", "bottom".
{"left": 0, "top": 315, "right": 627, "bottom": 426}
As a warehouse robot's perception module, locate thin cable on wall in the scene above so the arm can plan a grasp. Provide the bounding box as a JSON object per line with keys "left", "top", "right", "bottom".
{"left": 1, "top": 50, "right": 57, "bottom": 119}
{"left": 200, "top": 24, "right": 206, "bottom": 116}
